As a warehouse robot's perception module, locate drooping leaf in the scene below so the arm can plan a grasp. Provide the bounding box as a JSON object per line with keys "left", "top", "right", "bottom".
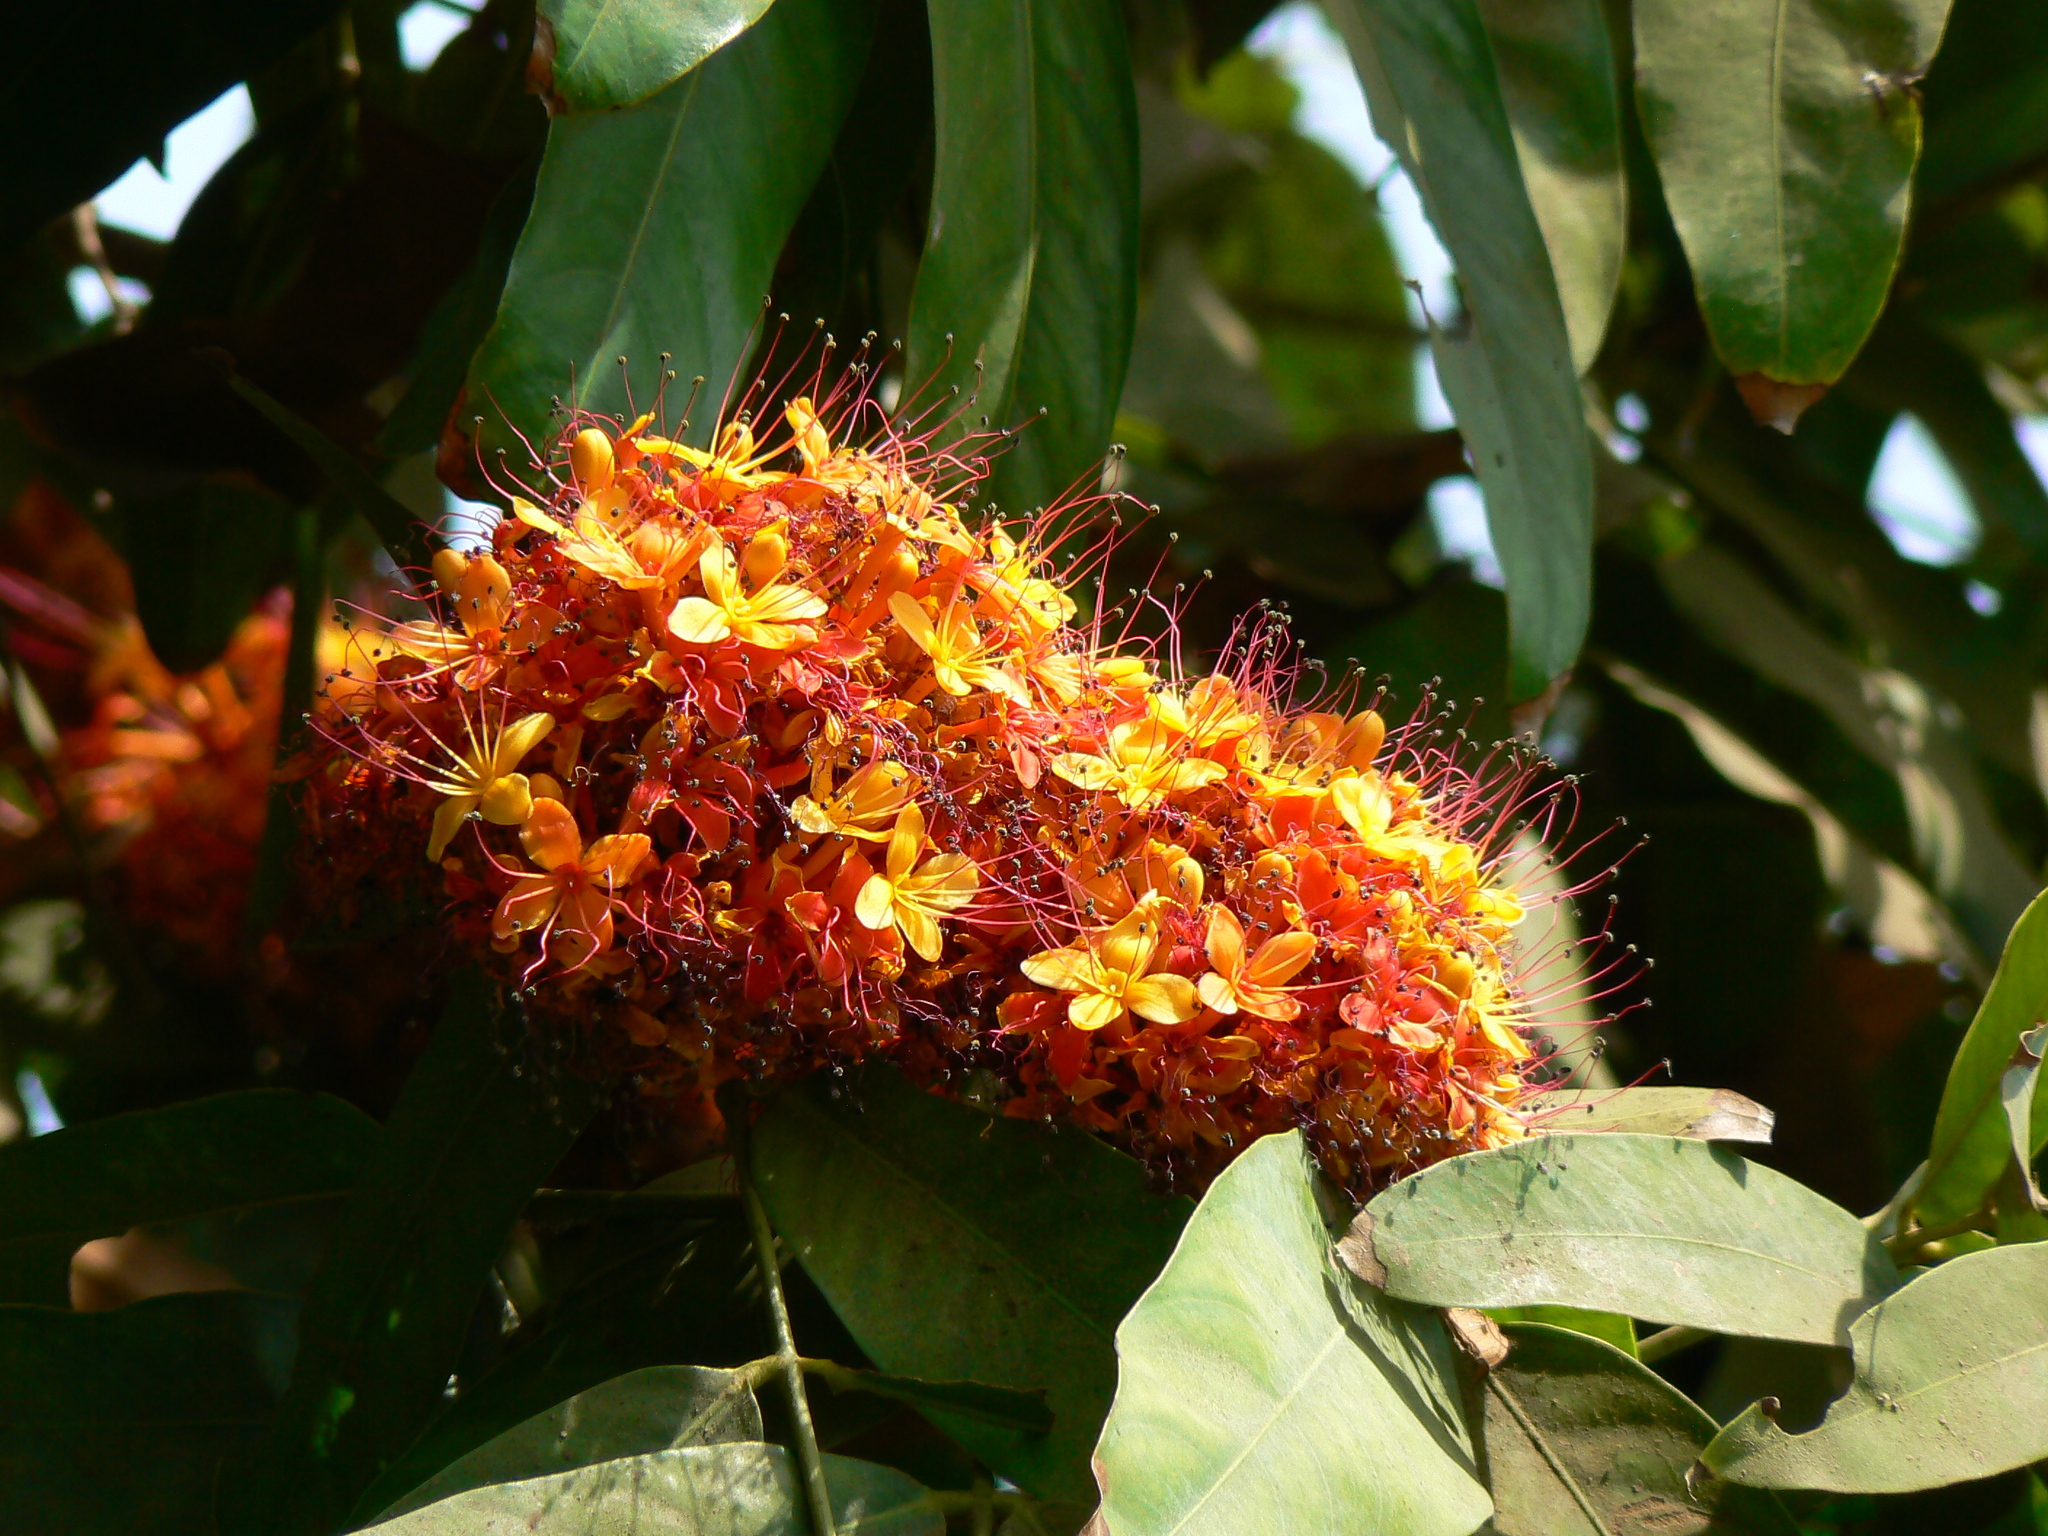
{"left": 1632, "top": 0, "right": 1955, "bottom": 398}
{"left": 1917, "top": 890, "right": 2048, "bottom": 1226}
{"left": 1325, "top": 0, "right": 1593, "bottom": 701}
{"left": 1706, "top": 1243, "right": 2048, "bottom": 1492}
{"left": 220, "top": 972, "right": 605, "bottom": 1536}
{"left": 0, "top": 0, "right": 343, "bottom": 251}
{"left": 358, "top": 1444, "right": 941, "bottom": 1535}
{"left": 808, "top": 1364, "right": 1053, "bottom": 1436}
{"left": 749, "top": 1067, "right": 1190, "bottom": 1505}
{"left": 0, "top": 1088, "right": 378, "bottom": 1307}
{"left": 1482, "top": 1322, "right": 1800, "bottom": 1536}
{"left": 0, "top": 1290, "right": 299, "bottom": 1536}
{"left": 1524, "top": 1086, "right": 1775, "bottom": 1144}
{"left": 904, "top": 0, "right": 1139, "bottom": 518}
{"left": 537, "top": 0, "right": 780, "bottom": 114}
{"left": 1348, "top": 1135, "right": 1901, "bottom": 1345}
{"left": 1095, "top": 1130, "right": 1490, "bottom": 1536}
{"left": 461, "top": 0, "right": 873, "bottom": 478}
{"left": 347, "top": 1210, "right": 763, "bottom": 1524}
{"left": 376, "top": 1365, "right": 763, "bottom": 1520}
{"left": 1472, "top": 0, "right": 1626, "bottom": 373}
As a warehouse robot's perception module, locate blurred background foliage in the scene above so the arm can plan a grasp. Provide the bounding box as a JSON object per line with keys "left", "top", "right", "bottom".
{"left": 5, "top": 0, "right": 2048, "bottom": 1530}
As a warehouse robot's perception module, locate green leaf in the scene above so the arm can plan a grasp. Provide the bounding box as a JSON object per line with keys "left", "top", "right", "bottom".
{"left": 0, "top": 1088, "right": 378, "bottom": 1307}
{"left": 225, "top": 373, "right": 434, "bottom": 578}
{"left": 1325, "top": 0, "right": 1593, "bottom": 701}
{"left": 1472, "top": 0, "right": 1626, "bottom": 373}
{"left": 749, "top": 1067, "right": 1190, "bottom": 1504}
{"left": 0, "top": 1290, "right": 298, "bottom": 1536}
{"left": 359, "top": 1444, "right": 941, "bottom": 1535}
{"left": 463, "top": 0, "right": 873, "bottom": 476}
{"left": 1918, "top": 891, "right": 2048, "bottom": 1226}
{"left": 1483, "top": 1306, "right": 1637, "bottom": 1358}
{"left": 1524, "top": 1086, "right": 1776, "bottom": 1144}
{"left": 1348, "top": 1135, "right": 1901, "bottom": 1345}
{"left": 1483, "top": 1322, "right": 1800, "bottom": 1535}
{"left": 1632, "top": 0, "right": 1955, "bottom": 392}
{"left": 348, "top": 1210, "right": 763, "bottom": 1524}
{"left": 0, "top": 0, "right": 343, "bottom": 251}
{"left": 1705, "top": 1243, "right": 2048, "bottom": 1492}
{"left": 1095, "top": 1130, "right": 1491, "bottom": 1536}
{"left": 377, "top": 1365, "right": 763, "bottom": 1520}
{"left": 904, "top": 0, "right": 1139, "bottom": 517}
{"left": 538, "top": 0, "right": 780, "bottom": 114}
{"left": 2003, "top": 1026, "right": 2048, "bottom": 1213}
{"left": 220, "top": 972, "right": 605, "bottom": 1536}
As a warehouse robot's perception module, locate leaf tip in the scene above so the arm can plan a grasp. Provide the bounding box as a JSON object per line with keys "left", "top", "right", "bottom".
{"left": 1335, "top": 1209, "right": 1388, "bottom": 1288}
{"left": 1735, "top": 374, "right": 1828, "bottom": 434}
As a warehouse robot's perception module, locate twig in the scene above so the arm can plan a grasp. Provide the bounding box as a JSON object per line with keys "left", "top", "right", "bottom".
{"left": 1883, "top": 1204, "right": 1994, "bottom": 1268}
{"left": 1635, "top": 1325, "right": 1712, "bottom": 1365}
{"left": 724, "top": 1090, "right": 836, "bottom": 1536}
{"left": 526, "top": 1188, "right": 738, "bottom": 1221}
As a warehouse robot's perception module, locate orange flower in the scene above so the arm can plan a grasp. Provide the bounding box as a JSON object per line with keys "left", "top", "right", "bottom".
{"left": 887, "top": 591, "right": 1026, "bottom": 701}
{"left": 1197, "top": 906, "right": 1316, "bottom": 1022}
{"left": 492, "top": 797, "right": 653, "bottom": 969}
{"left": 421, "top": 708, "right": 556, "bottom": 861}
{"left": 853, "top": 804, "right": 979, "bottom": 961}
{"left": 1021, "top": 897, "right": 1201, "bottom": 1031}
{"left": 668, "top": 530, "right": 826, "bottom": 650}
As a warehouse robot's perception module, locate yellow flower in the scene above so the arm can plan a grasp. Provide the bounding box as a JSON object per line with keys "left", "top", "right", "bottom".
{"left": 1196, "top": 906, "right": 1316, "bottom": 1022}
{"left": 969, "top": 528, "right": 1075, "bottom": 631}
{"left": 1048, "top": 720, "right": 1228, "bottom": 810}
{"left": 422, "top": 708, "right": 556, "bottom": 860}
{"left": 854, "top": 804, "right": 979, "bottom": 961}
{"left": 668, "top": 531, "right": 827, "bottom": 650}
{"left": 1331, "top": 771, "right": 1452, "bottom": 871}
{"left": 887, "top": 592, "right": 1027, "bottom": 700}
{"left": 1020, "top": 897, "right": 1200, "bottom": 1031}
{"left": 385, "top": 549, "right": 545, "bottom": 685}
{"left": 792, "top": 759, "right": 919, "bottom": 842}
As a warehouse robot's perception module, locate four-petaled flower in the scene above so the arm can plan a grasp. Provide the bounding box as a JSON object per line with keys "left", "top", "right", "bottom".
{"left": 668, "top": 530, "right": 827, "bottom": 650}
{"left": 1048, "top": 720, "right": 1228, "bottom": 810}
{"left": 492, "top": 797, "right": 653, "bottom": 969}
{"left": 854, "top": 804, "right": 979, "bottom": 962}
{"left": 423, "top": 708, "right": 555, "bottom": 860}
{"left": 1021, "top": 897, "right": 1200, "bottom": 1031}
{"left": 792, "top": 759, "right": 920, "bottom": 842}
{"left": 888, "top": 591, "right": 1026, "bottom": 700}
{"left": 1197, "top": 905, "right": 1316, "bottom": 1021}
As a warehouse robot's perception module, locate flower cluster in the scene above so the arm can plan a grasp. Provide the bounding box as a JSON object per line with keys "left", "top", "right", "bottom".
{"left": 301, "top": 383, "right": 1552, "bottom": 1188}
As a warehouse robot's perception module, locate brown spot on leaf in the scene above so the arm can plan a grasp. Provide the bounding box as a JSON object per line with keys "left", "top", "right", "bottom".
{"left": 1335, "top": 1208, "right": 1387, "bottom": 1287}
{"left": 1445, "top": 1306, "right": 1510, "bottom": 1369}
{"left": 1735, "top": 373, "right": 1828, "bottom": 434}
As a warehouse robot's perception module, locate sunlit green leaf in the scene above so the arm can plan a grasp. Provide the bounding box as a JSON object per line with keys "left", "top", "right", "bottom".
{"left": 1482, "top": 1322, "right": 1799, "bottom": 1535}
{"left": 1633, "top": 0, "right": 1955, "bottom": 393}
{"left": 1483, "top": 1306, "right": 1637, "bottom": 1358}
{"left": 1350, "top": 1135, "right": 1901, "bottom": 1345}
{"left": 1706, "top": 1243, "right": 2048, "bottom": 1492}
{"left": 463, "top": 0, "right": 872, "bottom": 476}
{"left": 1096, "top": 1130, "right": 1490, "bottom": 1536}
{"left": 904, "top": 0, "right": 1139, "bottom": 517}
{"left": 538, "top": 0, "right": 780, "bottom": 114}
{"left": 1326, "top": 0, "right": 1592, "bottom": 700}
{"left": 0, "top": 1088, "right": 377, "bottom": 1307}
{"left": 750, "top": 1067, "right": 1188, "bottom": 1504}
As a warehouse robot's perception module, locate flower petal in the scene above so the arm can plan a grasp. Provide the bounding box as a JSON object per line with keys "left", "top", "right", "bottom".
{"left": 668, "top": 596, "right": 733, "bottom": 645}
{"left": 479, "top": 772, "right": 535, "bottom": 827}
{"left": 853, "top": 874, "right": 896, "bottom": 931}
{"left": 518, "top": 795, "right": 581, "bottom": 869}
{"left": 1126, "top": 973, "right": 1200, "bottom": 1025}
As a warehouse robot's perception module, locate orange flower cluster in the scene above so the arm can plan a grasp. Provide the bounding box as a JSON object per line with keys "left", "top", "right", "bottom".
{"left": 301, "top": 388, "right": 1545, "bottom": 1187}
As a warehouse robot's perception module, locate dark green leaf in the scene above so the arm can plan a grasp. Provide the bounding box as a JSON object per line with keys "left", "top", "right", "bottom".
{"left": 1483, "top": 1307, "right": 1637, "bottom": 1358}
{"left": 121, "top": 479, "right": 294, "bottom": 673}
{"left": 1632, "top": 0, "right": 1954, "bottom": 390}
{"left": 1705, "top": 1243, "right": 2048, "bottom": 1492}
{"left": 1096, "top": 1131, "right": 1491, "bottom": 1535}
{"left": 1482, "top": 1322, "right": 1799, "bottom": 1535}
{"left": 0, "top": 1088, "right": 378, "bottom": 1307}
{"left": 1326, "top": 0, "right": 1593, "bottom": 700}
{"left": 1473, "top": 0, "right": 1626, "bottom": 373}
{"left": 377, "top": 1365, "right": 763, "bottom": 1520}
{"left": 1524, "top": 1086, "right": 1775, "bottom": 1144}
{"left": 0, "top": 1291, "right": 298, "bottom": 1536}
{"left": 358, "top": 1444, "right": 941, "bottom": 1535}
{"left": 1918, "top": 890, "right": 2048, "bottom": 1225}
{"left": 538, "top": 0, "right": 780, "bottom": 113}
{"left": 1349, "top": 1135, "right": 1901, "bottom": 1345}
{"left": 225, "top": 373, "right": 434, "bottom": 579}
{"left": 220, "top": 972, "right": 605, "bottom": 1536}
{"left": 462, "top": 0, "right": 873, "bottom": 478}
{"left": 348, "top": 1210, "right": 762, "bottom": 1524}
{"left": 0, "top": 0, "right": 343, "bottom": 251}
{"left": 904, "top": 0, "right": 1140, "bottom": 516}
{"left": 808, "top": 1363, "right": 1053, "bottom": 1435}
{"left": 750, "top": 1067, "right": 1189, "bottom": 1504}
